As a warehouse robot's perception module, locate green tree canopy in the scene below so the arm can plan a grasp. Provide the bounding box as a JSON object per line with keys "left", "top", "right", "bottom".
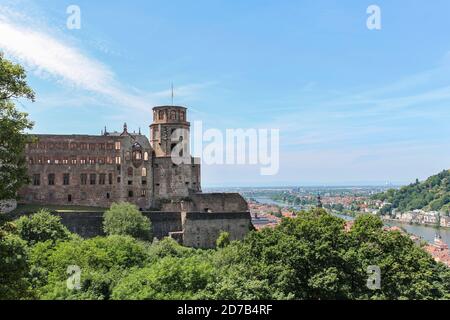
{"left": 0, "top": 229, "right": 31, "bottom": 299}
{"left": 14, "top": 209, "right": 72, "bottom": 245}
{"left": 0, "top": 53, "right": 35, "bottom": 200}
{"left": 103, "top": 202, "right": 152, "bottom": 240}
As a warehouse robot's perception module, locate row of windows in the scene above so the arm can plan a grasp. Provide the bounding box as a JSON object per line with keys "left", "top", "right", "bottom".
{"left": 29, "top": 141, "right": 121, "bottom": 151}
{"left": 31, "top": 189, "right": 147, "bottom": 203}
{"left": 29, "top": 153, "right": 150, "bottom": 165}
{"left": 32, "top": 173, "right": 114, "bottom": 186}
{"left": 156, "top": 110, "right": 185, "bottom": 121}
{"left": 126, "top": 151, "right": 149, "bottom": 161}
{"left": 29, "top": 156, "right": 123, "bottom": 165}
{"left": 32, "top": 172, "right": 148, "bottom": 186}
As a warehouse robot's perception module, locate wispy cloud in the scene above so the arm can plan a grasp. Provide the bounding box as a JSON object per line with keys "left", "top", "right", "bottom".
{"left": 0, "top": 7, "right": 153, "bottom": 111}
{"left": 0, "top": 5, "right": 212, "bottom": 113}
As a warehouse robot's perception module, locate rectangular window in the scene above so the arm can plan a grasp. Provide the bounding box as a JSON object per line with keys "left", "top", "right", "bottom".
{"left": 62, "top": 157, "right": 69, "bottom": 164}
{"left": 29, "top": 157, "right": 34, "bottom": 165}
{"left": 117, "top": 177, "right": 121, "bottom": 183}
{"left": 98, "top": 157, "right": 105, "bottom": 164}
{"left": 90, "top": 174, "right": 96, "bottom": 185}
{"left": 106, "top": 156, "right": 113, "bottom": 164}
{"left": 33, "top": 174, "right": 40, "bottom": 186}
{"left": 115, "top": 156, "right": 121, "bottom": 164}
{"left": 80, "top": 158, "right": 86, "bottom": 164}
{"left": 128, "top": 190, "right": 133, "bottom": 198}
{"left": 108, "top": 173, "right": 113, "bottom": 185}
{"left": 63, "top": 173, "right": 70, "bottom": 185}
{"left": 141, "top": 189, "right": 146, "bottom": 197}
{"left": 89, "top": 143, "right": 95, "bottom": 150}
{"left": 99, "top": 173, "right": 106, "bottom": 185}
{"left": 80, "top": 174, "right": 87, "bottom": 185}
{"left": 71, "top": 157, "right": 77, "bottom": 165}
{"left": 88, "top": 157, "right": 96, "bottom": 164}
{"left": 80, "top": 143, "right": 87, "bottom": 150}
{"left": 48, "top": 174, "right": 55, "bottom": 185}
{"left": 115, "top": 141, "right": 121, "bottom": 150}
{"left": 107, "top": 143, "right": 114, "bottom": 150}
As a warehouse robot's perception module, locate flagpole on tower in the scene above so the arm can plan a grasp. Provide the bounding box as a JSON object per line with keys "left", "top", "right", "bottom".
{"left": 171, "top": 82, "right": 174, "bottom": 106}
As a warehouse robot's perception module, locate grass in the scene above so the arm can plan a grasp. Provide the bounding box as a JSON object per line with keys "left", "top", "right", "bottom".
{"left": 11, "top": 204, "right": 107, "bottom": 215}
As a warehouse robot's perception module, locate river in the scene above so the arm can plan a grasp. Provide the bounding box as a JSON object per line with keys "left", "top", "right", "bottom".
{"left": 252, "top": 197, "right": 450, "bottom": 247}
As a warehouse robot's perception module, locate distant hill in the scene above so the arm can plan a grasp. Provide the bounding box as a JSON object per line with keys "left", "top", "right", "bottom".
{"left": 373, "top": 170, "right": 450, "bottom": 213}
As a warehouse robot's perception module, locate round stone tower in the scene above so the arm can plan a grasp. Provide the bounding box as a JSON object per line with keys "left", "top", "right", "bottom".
{"left": 150, "top": 106, "right": 190, "bottom": 157}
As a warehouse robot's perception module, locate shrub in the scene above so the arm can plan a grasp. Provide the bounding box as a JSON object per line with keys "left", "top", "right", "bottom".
{"left": 14, "top": 209, "right": 72, "bottom": 245}
{"left": 103, "top": 202, "right": 152, "bottom": 240}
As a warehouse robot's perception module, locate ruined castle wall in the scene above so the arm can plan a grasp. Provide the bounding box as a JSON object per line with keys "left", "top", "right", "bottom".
{"left": 181, "top": 212, "right": 252, "bottom": 249}
{"left": 189, "top": 193, "right": 249, "bottom": 213}
{"left": 158, "top": 193, "right": 248, "bottom": 213}
{"left": 19, "top": 134, "right": 153, "bottom": 210}
{"left": 143, "top": 212, "right": 182, "bottom": 239}
{"left": 56, "top": 212, "right": 105, "bottom": 238}
{"left": 27, "top": 211, "right": 182, "bottom": 240}
{"left": 153, "top": 157, "right": 201, "bottom": 201}
{"left": 9, "top": 210, "right": 251, "bottom": 249}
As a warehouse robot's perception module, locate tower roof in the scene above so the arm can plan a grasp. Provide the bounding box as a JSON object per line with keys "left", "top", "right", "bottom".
{"left": 153, "top": 105, "right": 187, "bottom": 110}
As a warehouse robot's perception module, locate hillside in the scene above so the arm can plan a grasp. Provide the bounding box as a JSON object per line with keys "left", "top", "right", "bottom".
{"left": 373, "top": 170, "right": 450, "bottom": 213}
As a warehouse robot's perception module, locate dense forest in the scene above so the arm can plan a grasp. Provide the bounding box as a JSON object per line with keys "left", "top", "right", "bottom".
{"left": 1, "top": 204, "right": 449, "bottom": 300}
{"left": 373, "top": 170, "right": 450, "bottom": 214}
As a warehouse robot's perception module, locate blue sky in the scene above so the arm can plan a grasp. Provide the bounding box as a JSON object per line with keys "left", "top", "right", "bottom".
{"left": 2, "top": 0, "right": 450, "bottom": 187}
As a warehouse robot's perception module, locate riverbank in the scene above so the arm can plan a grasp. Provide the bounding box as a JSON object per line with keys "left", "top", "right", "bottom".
{"left": 382, "top": 217, "right": 450, "bottom": 230}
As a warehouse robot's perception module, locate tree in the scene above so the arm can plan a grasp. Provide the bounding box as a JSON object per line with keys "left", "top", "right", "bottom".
{"left": 0, "top": 53, "right": 35, "bottom": 200}
{"left": 29, "top": 235, "right": 148, "bottom": 300}
{"left": 0, "top": 226, "right": 31, "bottom": 299}
{"left": 216, "top": 231, "right": 231, "bottom": 248}
{"left": 103, "top": 202, "right": 152, "bottom": 240}
{"left": 111, "top": 255, "right": 214, "bottom": 300}
{"left": 14, "top": 209, "right": 72, "bottom": 245}
{"left": 203, "top": 209, "right": 450, "bottom": 300}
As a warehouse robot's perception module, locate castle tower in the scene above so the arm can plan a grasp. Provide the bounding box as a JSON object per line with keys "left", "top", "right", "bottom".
{"left": 150, "top": 106, "right": 190, "bottom": 157}
{"left": 317, "top": 194, "right": 323, "bottom": 208}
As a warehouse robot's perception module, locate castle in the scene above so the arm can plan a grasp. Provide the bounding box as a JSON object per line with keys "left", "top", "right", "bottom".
{"left": 18, "top": 106, "right": 251, "bottom": 248}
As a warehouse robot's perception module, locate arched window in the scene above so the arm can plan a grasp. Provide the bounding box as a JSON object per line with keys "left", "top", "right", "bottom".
{"left": 141, "top": 168, "right": 147, "bottom": 177}
{"left": 127, "top": 167, "right": 133, "bottom": 176}
{"left": 144, "top": 152, "right": 149, "bottom": 161}
{"left": 159, "top": 110, "right": 164, "bottom": 120}
{"left": 180, "top": 111, "right": 185, "bottom": 121}
{"left": 170, "top": 111, "right": 176, "bottom": 120}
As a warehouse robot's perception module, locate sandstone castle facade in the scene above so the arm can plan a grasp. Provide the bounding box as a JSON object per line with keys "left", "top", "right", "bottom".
{"left": 18, "top": 106, "right": 251, "bottom": 248}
